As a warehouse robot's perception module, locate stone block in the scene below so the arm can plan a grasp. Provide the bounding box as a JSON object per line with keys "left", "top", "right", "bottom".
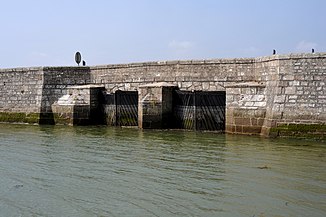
{"left": 274, "top": 95, "right": 286, "bottom": 103}
{"left": 235, "top": 125, "right": 243, "bottom": 133}
{"left": 202, "top": 82, "right": 210, "bottom": 90}
{"left": 282, "top": 75, "right": 294, "bottom": 80}
{"left": 225, "top": 125, "right": 234, "bottom": 133}
{"left": 252, "top": 95, "right": 265, "bottom": 102}
{"left": 292, "top": 81, "right": 300, "bottom": 86}
{"left": 254, "top": 109, "right": 266, "bottom": 118}
{"left": 245, "top": 102, "right": 254, "bottom": 107}
{"left": 257, "top": 118, "right": 265, "bottom": 126}
{"left": 235, "top": 117, "right": 251, "bottom": 126}
{"left": 285, "top": 87, "right": 296, "bottom": 95}
{"left": 253, "top": 102, "right": 266, "bottom": 107}
{"left": 242, "top": 126, "right": 262, "bottom": 135}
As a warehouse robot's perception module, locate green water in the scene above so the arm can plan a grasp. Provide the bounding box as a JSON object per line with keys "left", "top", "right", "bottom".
{"left": 0, "top": 124, "right": 325, "bottom": 217}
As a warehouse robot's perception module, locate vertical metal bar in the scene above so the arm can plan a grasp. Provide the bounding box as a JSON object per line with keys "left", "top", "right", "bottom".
{"left": 193, "top": 90, "right": 197, "bottom": 131}
{"left": 115, "top": 91, "right": 118, "bottom": 126}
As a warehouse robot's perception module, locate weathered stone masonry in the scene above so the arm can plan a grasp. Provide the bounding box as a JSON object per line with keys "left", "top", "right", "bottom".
{"left": 0, "top": 53, "right": 325, "bottom": 139}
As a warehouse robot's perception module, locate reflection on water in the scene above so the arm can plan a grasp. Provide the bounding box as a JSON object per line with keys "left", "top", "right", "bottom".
{"left": 0, "top": 124, "right": 325, "bottom": 217}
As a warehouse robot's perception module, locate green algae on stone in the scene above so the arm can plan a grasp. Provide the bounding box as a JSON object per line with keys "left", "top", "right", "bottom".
{"left": 0, "top": 112, "right": 40, "bottom": 124}
{"left": 270, "top": 123, "right": 326, "bottom": 141}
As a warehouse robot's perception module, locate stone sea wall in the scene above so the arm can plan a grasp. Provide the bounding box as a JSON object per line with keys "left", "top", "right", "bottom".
{"left": 0, "top": 67, "right": 91, "bottom": 124}
{"left": 0, "top": 67, "right": 43, "bottom": 123}
{"left": 225, "top": 54, "right": 326, "bottom": 139}
{"left": 89, "top": 58, "right": 256, "bottom": 92}
{"left": 262, "top": 54, "right": 326, "bottom": 139}
{"left": 0, "top": 53, "right": 325, "bottom": 139}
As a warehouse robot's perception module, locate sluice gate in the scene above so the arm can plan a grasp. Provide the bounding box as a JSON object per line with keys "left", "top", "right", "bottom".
{"left": 173, "top": 90, "right": 226, "bottom": 131}
{"left": 103, "top": 90, "right": 138, "bottom": 127}
{"left": 52, "top": 84, "right": 226, "bottom": 132}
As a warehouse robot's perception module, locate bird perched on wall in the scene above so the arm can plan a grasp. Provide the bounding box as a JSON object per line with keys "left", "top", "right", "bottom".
{"left": 273, "top": 49, "right": 276, "bottom": 55}
{"left": 312, "top": 48, "right": 315, "bottom": 53}
{"left": 82, "top": 60, "right": 86, "bottom": 66}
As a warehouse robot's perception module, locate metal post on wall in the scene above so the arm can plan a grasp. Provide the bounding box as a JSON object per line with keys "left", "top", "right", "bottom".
{"left": 193, "top": 90, "right": 197, "bottom": 131}
{"left": 115, "top": 90, "right": 118, "bottom": 126}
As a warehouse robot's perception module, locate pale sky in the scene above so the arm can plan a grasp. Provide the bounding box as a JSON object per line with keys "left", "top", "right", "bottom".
{"left": 0, "top": 0, "right": 325, "bottom": 68}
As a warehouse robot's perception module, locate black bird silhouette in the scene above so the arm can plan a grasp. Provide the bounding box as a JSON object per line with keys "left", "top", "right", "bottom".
{"left": 82, "top": 60, "right": 86, "bottom": 66}
{"left": 312, "top": 48, "right": 315, "bottom": 53}
{"left": 273, "top": 49, "right": 276, "bottom": 55}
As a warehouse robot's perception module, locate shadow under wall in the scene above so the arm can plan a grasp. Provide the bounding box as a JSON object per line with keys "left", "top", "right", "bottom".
{"left": 39, "top": 67, "right": 92, "bottom": 125}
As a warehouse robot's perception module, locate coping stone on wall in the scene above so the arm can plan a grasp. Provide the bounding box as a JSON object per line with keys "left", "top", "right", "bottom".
{"left": 225, "top": 81, "right": 266, "bottom": 88}
{"left": 139, "top": 82, "right": 178, "bottom": 88}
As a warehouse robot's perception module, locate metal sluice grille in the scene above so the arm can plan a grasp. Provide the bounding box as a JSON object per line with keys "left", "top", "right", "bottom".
{"left": 173, "top": 90, "right": 226, "bottom": 131}
{"left": 173, "top": 91, "right": 195, "bottom": 129}
{"left": 115, "top": 90, "right": 138, "bottom": 126}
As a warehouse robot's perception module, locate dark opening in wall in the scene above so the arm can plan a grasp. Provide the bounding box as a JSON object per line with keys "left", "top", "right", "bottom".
{"left": 173, "top": 90, "right": 226, "bottom": 131}
{"left": 103, "top": 90, "right": 138, "bottom": 126}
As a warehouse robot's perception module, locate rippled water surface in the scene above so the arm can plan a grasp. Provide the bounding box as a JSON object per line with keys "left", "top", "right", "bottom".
{"left": 0, "top": 124, "right": 325, "bottom": 217}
